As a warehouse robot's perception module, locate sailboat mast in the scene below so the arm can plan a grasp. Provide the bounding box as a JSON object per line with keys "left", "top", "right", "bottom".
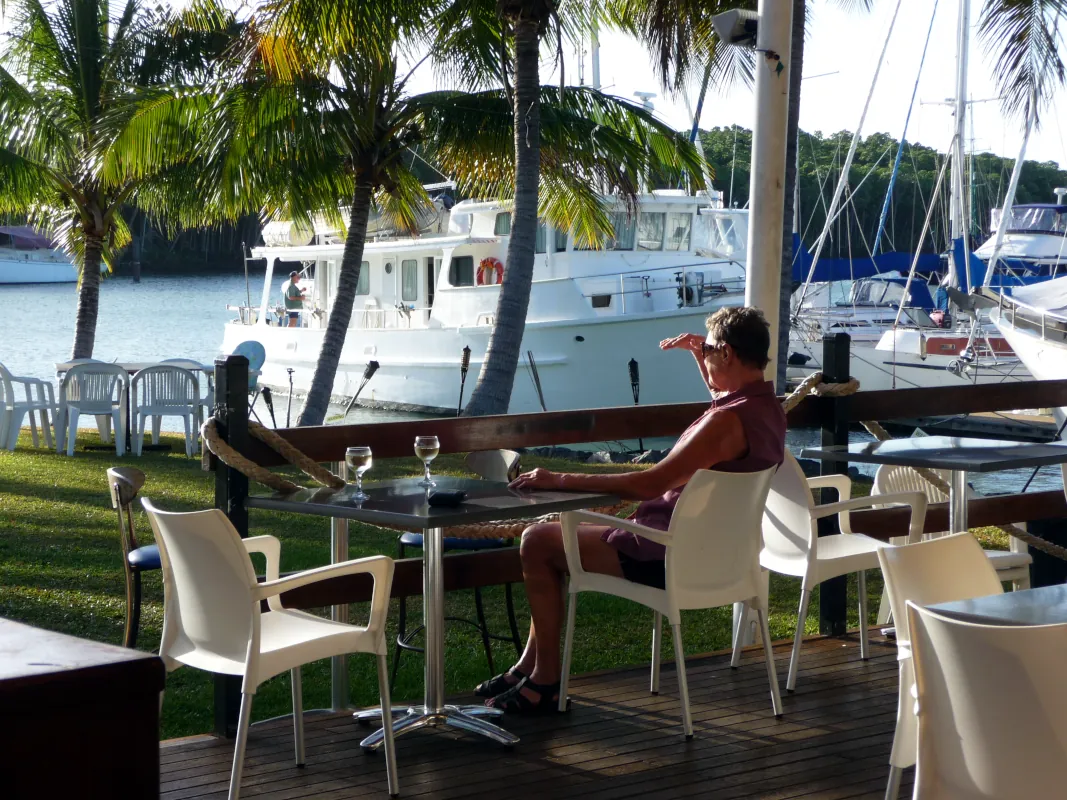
{"left": 951, "top": 0, "right": 970, "bottom": 250}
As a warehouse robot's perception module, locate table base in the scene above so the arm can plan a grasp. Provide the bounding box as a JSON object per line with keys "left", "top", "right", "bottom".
{"left": 356, "top": 704, "right": 518, "bottom": 749}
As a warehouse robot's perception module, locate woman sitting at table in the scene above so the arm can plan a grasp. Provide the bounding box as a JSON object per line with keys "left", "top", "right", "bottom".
{"left": 476, "top": 306, "right": 787, "bottom": 713}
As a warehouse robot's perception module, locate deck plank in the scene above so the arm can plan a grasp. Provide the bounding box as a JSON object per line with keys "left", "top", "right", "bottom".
{"left": 160, "top": 635, "right": 906, "bottom": 800}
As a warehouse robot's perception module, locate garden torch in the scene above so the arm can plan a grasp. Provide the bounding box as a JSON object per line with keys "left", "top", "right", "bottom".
{"left": 342, "top": 361, "right": 381, "bottom": 419}
{"left": 457, "top": 345, "right": 472, "bottom": 416}
{"left": 629, "top": 358, "right": 644, "bottom": 451}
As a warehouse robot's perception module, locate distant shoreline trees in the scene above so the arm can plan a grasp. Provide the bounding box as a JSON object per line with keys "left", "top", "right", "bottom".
{"left": 700, "top": 124, "right": 1067, "bottom": 259}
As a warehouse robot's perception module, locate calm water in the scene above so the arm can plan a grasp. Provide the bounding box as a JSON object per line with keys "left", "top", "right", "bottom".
{"left": 2, "top": 274, "right": 1060, "bottom": 493}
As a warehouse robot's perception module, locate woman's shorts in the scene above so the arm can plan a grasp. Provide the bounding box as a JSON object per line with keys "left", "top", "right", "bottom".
{"left": 616, "top": 551, "right": 666, "bottom": 589}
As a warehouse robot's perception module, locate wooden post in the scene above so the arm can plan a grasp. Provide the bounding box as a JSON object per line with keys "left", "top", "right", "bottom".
{"left": 213, "top": 354, "right": 249, "bottom": 738}
{"left": 1029, "top": 519, "right": 1067, "bottom": 587}
{"left": 818, "top": 334, "right": 850, "bottom": 635}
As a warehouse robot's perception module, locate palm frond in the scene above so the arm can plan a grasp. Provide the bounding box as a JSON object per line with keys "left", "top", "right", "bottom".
{"left": 978, "top": 0, "right": 1067, "bottom": 121}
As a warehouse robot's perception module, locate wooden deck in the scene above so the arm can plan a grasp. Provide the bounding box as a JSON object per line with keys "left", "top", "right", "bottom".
{"left": 161, "top": 634, "right": 906, "bottom": 800}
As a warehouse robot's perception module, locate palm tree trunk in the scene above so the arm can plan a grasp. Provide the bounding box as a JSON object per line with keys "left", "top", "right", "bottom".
{"left": 71, "top": 233, "right": 104, "bottom": 359}
{"left": 776, "top": 0, "right": 805, "bottom": 391}
{"left": 464, "top": 16, "right": 542, "bottom": 416}
{"left": 297, "top": 179, "right": 374, "bottom": 426}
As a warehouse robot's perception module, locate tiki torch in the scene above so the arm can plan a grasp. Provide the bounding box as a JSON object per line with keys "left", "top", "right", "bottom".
{"left": 629, "top": 358, "right": 644, "bottom": 451}
{"left": 457, "top": 345, "right": 472, "bottom": 416}
{"left": 285, "top": 369, "right": 295, "bottom": 427}
{"left": 342, "top": 361, "right": 381, "bottom": 419}
{"left": 261, "top": 387, "right": 277, "bottom": 427}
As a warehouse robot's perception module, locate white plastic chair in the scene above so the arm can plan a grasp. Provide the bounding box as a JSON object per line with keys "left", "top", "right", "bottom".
{"left": 873, "top": 465, "right": 1032, "bottom": 596}
{"left": 465, "top": 449, "right": 520, "bottom": 483}
{"left": 57, "top": 363, "right": 129, "bottom": 456}
{"left": 558, "top": 466, "right": 782, "bottom": 738}
{"left": 907, "top": 601, "right": 1067, "bottom": 800}
{"left": 877, "top": 533, "right": 1003, "bottom": 800}
{"left": 131, "top": 366, "right": 200, "bottom": 457}
{"left": 160, "top": 358, "right": 213, "bottom": 427}
{"left": 757, "top": 453, "right": 927, "bottom": 692}
{"left": 141, "top": 499, "right": 399, "bottom": 800}
{"left": 0, "top": 361, "right": 54, "bottom": 450}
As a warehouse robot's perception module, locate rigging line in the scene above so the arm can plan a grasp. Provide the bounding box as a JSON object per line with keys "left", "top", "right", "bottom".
{"left": 873, "top": 0, "right": 939, "bottom": 256}
{"left": 808, "top": 144, "right": 894, "bottom": 252}
{"left": 794, "top": 0, "right": 905, "bottom": 312}
{"left": 894, "top": 133, "right": 956, "bottom": 329}
{"left": 799, "top": 135, "right": 839, "bottom": 246}
{"left": 404, "top": 146, "right": 451, "bottom": 181}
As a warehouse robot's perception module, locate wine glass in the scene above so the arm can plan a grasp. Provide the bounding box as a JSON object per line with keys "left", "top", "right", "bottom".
{"left": 345, "top": 446, "right": 373, "bottom": 502}
{"left": 414, "top": 435, "right": 440, "bottom": 487}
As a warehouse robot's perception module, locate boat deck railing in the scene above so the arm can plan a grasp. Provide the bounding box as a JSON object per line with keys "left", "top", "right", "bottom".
{"left": 998, "top": 290, "right": 1067, "bottom": 343}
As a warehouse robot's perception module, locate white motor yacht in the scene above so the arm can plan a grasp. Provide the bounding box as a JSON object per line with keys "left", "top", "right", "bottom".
{"left": 222, "top": 192, "right": 750, "bottom": 414}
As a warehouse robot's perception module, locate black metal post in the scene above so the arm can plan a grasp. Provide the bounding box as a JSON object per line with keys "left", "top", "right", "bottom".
{"left": 818, "top": 333, "right": 850, "bottom": 636}
{"left": 213, "top": 354, "right": 249, "bottom": 738}
{"left": 629, "top": 358, "right": 643, "bottom": 451}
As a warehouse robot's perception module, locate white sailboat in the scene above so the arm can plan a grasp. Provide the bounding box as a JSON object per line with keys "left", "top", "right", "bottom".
{"left": 0, "top": 226, "right": 78, "bottom": 284}
{"left": 222, "top": 193, "right": 752, "bottom": 414}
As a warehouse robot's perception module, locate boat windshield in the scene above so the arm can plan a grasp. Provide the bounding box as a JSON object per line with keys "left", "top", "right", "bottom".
{"left": 999, "top": 206, "right": 1067, "bottom": 236}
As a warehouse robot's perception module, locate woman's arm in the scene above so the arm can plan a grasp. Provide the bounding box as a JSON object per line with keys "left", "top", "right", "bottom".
{"left": 509, "top": 409, "right": 748, "bottom": 500}
{"left": 660, "top": 333, "right": 714, "bottom": 394}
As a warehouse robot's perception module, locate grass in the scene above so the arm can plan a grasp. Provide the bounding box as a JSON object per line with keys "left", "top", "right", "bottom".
{"left": 0, "top": 427, "right": 1012, "bottom": 739}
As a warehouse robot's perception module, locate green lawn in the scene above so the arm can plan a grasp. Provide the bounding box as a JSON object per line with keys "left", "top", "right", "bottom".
{"left": 0, "top": 427, "right": 1010, "bottom": 739}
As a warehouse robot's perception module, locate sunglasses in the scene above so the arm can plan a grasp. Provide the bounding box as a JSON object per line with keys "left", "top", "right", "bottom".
{"left": 701, "top": 341, "right": 726, "bottom": 358}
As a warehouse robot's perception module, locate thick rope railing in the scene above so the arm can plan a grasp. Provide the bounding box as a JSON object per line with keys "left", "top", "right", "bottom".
{"left": 201, "top": 375, "right": 1067, "bottom": 555}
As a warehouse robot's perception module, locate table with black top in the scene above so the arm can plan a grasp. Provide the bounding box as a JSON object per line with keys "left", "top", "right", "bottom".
{"left": 930, "top": 584, "right": 1067, "bottom": 626}
{"left": 248, "top": 476, "right": 618, "bottom": 748}
{"left": 800, "top": 436, "right": 1067, "bottom": 533}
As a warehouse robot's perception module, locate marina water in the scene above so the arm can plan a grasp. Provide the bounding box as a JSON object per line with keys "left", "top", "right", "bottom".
{"left": 2, "top": 275, "right": 1060, "bottom": 495}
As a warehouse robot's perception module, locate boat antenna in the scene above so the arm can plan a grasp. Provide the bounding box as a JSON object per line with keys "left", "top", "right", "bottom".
{"left": 242, "top": 241, "right": 252, "bottom": 312}
{"left": 456, "top": 346, "right": 472, "bottom": 416}
{"left": 342, "top": 361, "right": 381, "bottom": 419}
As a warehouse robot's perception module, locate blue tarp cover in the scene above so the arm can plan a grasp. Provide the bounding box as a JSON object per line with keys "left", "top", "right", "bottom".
{"left": 790, "top": 233, "right": 942, "bottom": 283}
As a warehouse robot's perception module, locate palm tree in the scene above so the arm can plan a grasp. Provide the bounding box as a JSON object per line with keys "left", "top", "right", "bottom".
{"left": 435, "top": 1, "right": 707, "bottom": 416}
{"left": 163, "top": 0, "right": 703, "bottom": 425}
{"left": 0, "top": 0, "right": 233, "bottom": 359}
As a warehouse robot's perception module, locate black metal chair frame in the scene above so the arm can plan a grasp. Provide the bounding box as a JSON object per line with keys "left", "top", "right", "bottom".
{"left": 391, "top": 534, "right": 523, "bottom": 692}
{"left": 108, "top": 468, "right": 158, "bottom": 649}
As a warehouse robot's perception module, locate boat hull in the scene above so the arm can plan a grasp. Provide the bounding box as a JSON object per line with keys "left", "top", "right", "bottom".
{"left": 0, "top": 253, "right": 77, "bottom": 284}
{"left": 222, "top": 304, "right": 732, "bottom": 415}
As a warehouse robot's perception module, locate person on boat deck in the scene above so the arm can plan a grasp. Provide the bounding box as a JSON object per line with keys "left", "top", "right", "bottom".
{"left": 285, "top": 271, "right": 305, "bottom": 328}
{"left": 476, "top": 306, "right": 787, "bottom": 713}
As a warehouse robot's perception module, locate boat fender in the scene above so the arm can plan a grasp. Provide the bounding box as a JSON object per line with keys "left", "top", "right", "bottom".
{"left": 477, "top": 257, "right": 504, "bottom": 285}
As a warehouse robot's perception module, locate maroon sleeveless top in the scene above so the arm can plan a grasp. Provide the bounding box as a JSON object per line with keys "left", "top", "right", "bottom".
{"left": 602, "top": 380, "right": 786, "bottom": 561}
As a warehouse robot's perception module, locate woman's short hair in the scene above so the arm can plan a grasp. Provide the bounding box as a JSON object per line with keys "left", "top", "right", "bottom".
{"left": 706, "top": 307, "right": 771, "bottom": 369}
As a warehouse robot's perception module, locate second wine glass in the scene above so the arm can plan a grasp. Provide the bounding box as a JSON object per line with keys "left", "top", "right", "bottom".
{"left": 414, "top": 435, "right": 440, "bottom": 487}
{"left": 346, "top": 446, "right": 373, "bottom": 501}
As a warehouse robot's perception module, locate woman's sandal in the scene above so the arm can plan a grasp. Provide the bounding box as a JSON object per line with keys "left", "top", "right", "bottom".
{"left": 474, "top": 668, "right": 526, "bottom": 698}
{"left": 485, "top": 678, "right": 560, "bottom": 714}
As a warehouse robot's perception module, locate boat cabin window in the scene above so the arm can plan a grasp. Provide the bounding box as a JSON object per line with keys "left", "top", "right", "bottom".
{"left": 449, "top": 255, "right": 475, "bottom": 286}
{"left": 494, "top": 212, "right": 512, "bottom": 235}
{"left": 554, "top": 227, "right": 567, "bottom": 252}
{"left": 591, "top": 294, "right": 612, "bottom": 308}
{"left": 401, "top": 259, "right": 418, "bottom": 301}
{"left": 1001, "top": 206, "right": 1067, "bottom": 236}
{"left": 535, "top": 223, "right": 547, "bottom": 254}
{"left": 665, "top": 213, "right": 692, "bottom": 251}
{"left": 637, "top": 212, "right": 665, "bottom": 251}
{"left": 356, "top": 261, "right": 370, "bottom": 295}
{"left": 608, "top": 212, "right": 635, "bottom": 250}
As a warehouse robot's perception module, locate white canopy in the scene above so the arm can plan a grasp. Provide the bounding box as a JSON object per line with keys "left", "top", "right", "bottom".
{"left": 1011, "top": 275, "right": 1067, "bottom": 315}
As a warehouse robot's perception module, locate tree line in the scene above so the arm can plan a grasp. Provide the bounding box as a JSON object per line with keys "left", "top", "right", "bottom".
{"left": 701, "top": 125, "right": 1067, "bottom": 258}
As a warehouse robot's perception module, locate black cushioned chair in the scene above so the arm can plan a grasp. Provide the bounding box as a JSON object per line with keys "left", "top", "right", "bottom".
{"left": 107, "top": 467, "right": 161, "bottom": 648}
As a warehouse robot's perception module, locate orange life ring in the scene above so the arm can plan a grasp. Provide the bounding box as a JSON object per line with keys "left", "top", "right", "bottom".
{"left": 477, "top": 257, "right": 504, "bottom": 286}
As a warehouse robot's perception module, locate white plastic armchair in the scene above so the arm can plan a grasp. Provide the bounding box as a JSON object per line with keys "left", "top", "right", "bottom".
{"left": 160, "top": 359, "right": 213, "bottom": 427}
{"left": 907, "top": 601, "right": 1067, "bottom": 800}
{"left": 558, "top": 467, "right": 781, "bottom": 738}
{"left": 877, "top": 533, "right": 1003, "bottom": 800}
{"left": 873, "top": 464, "right": 1031, "bottom": 594}
{"left": 57, "top": 363, "right": 129, "bottom": 456}
{"left": 0, "top": 361, "right": 55, "bottom": 450}
{"left": 131, "top": 366, "right": 200, "bottom": 456}
{"left": 757, "top": 453, "right": 927, "bottom": 692}
{"left": 141, "top": 500, "right": 398, "bottom": 800}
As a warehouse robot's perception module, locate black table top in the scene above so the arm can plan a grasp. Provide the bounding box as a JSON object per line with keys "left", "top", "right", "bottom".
{"left": 245, "top": 476, "right": 620, "bottom": 529}
{"left": 929, "top": 585, "right": 1067, "bottom": 626}
{"left": 799, "top": 436, "right": 1067, "bottom": 473}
